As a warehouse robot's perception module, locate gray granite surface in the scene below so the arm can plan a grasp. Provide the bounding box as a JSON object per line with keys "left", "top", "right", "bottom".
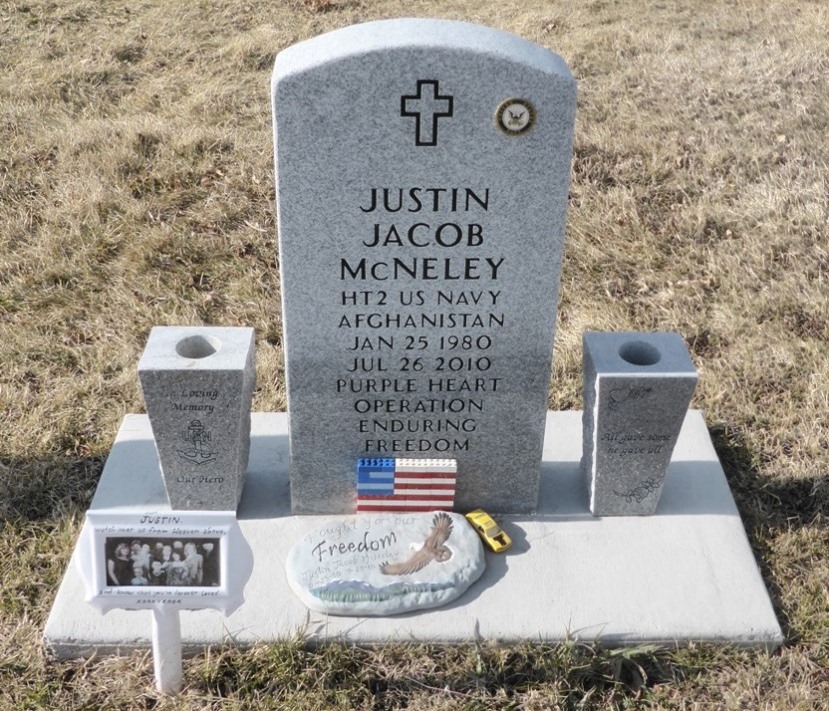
{"left": 45, "top": 411, "right": 783, "bottom": 653}
{"left": 582, "top": 332, "right": 698, "bottom": 516}
{"left": 138, "top": 326, "right": 256, "bottom": 510}
{"left": 272, "top": 19, "right": 576, "bottom": 514}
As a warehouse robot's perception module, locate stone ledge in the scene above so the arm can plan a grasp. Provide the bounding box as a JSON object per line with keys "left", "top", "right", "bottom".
{"left": 44, "top": 411, "right": 783, "bottom": 657}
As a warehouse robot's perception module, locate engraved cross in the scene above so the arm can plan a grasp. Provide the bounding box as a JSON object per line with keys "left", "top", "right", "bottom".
{"left": 401, "top": 80, "right": 454, "bottom": 147}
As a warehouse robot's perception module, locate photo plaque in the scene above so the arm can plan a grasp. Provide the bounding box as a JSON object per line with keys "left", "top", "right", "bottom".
{"left": 76, "top": 510, "right": 253, "bottom": 615}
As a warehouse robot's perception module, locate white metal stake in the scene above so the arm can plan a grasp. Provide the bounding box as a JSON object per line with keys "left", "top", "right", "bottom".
{"left": 151, "top": 607, "right": 183, "bottom": 694}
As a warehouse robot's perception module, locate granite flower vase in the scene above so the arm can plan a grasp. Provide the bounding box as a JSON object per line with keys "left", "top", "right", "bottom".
{"left": 138, "top": 326, "right": 256, "bottom": 511}
{"left": 581, "top": 332, "right": 698, "bottom": 516}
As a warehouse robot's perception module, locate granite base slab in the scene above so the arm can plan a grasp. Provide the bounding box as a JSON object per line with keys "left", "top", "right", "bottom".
{"left": 44, "top": 411, "right": 783, "bottom": 657}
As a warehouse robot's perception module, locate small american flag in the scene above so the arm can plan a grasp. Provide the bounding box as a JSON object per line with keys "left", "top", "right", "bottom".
{"left": 356, "top": 458, "right": 457, "bottom": 513}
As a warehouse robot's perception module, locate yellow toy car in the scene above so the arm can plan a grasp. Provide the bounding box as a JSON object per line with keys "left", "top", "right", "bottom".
{"left": 465, "top": 509, "right": 512, "bottom": 553}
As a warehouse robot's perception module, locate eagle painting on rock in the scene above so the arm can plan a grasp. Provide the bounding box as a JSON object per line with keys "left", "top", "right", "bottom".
{"left": 379, "top": 512, "right": 454, "bottom": 576}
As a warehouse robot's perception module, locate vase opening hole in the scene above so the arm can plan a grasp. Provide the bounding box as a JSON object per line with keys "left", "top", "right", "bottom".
{"left": 176, "top": 334, "right": 221, "bottom": 359}
{"left": 618, "top": 340, "right": 661, "bottom": 366}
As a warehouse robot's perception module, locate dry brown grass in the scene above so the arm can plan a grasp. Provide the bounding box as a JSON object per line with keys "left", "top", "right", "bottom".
{"left": 1, "top": 0, "right": 828, "bottom": 708}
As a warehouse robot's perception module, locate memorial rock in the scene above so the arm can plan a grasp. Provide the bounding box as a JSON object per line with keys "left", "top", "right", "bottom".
{"left": 286, "top": 512, "right": 485, "bottom": 616}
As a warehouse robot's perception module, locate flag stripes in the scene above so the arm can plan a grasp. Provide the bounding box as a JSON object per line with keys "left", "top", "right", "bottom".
{"left": 356, "top": 458, "right": 457, "bottom": 513}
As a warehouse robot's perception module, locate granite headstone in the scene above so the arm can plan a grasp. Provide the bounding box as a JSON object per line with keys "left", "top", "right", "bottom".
{"left": 272, "top": 19, "right": 576, "bottom": 514}
{"left": 138, "top": 326, "right": 256, "bottom": 510}
{"left": 581, "top": 332, "right": 698, "bottom": 516}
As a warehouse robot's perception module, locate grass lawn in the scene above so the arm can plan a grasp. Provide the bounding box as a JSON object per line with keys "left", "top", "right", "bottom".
{"left": 1, "top": 0, "right": 827, "bottom": 707}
